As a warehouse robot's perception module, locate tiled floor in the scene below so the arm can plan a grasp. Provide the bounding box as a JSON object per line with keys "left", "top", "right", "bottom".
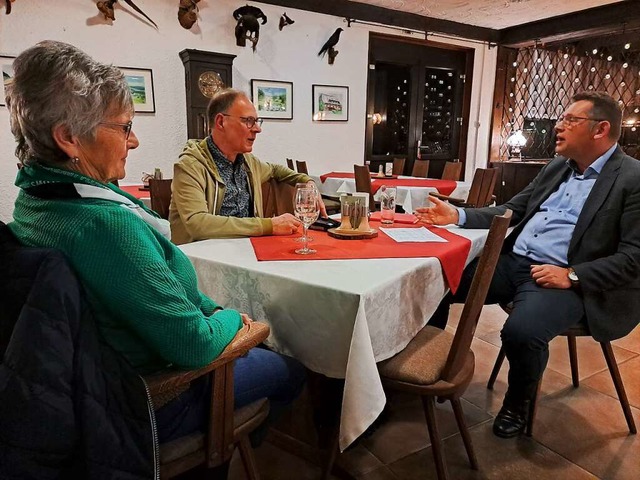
{"left": 228, "top": 304, "right": 640, "bottom": 480}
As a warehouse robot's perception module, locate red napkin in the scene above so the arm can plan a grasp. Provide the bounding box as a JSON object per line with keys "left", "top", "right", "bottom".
{"left": 250, "top": 221, "right": 471, "bottom": 293}
{"left": 369, "top": 212, "right": 418, "bottom": 224}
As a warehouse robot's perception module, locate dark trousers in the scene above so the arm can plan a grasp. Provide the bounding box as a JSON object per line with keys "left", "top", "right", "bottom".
{"left": 431, "top": 252, "right": 585, "bottom": 402}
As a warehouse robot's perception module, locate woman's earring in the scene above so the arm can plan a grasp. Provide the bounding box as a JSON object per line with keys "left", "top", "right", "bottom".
{"left": 71, "top": 156, "right": 80, "bottom": 165}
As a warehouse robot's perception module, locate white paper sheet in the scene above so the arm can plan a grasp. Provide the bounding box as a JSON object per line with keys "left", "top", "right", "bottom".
{"left": 380, "top": 227, "right": 448, "bottom": 243}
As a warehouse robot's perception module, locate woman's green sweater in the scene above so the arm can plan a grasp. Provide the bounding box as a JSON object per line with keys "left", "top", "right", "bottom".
{"left": 9, "top": 164, "right": 242, "bottom": 373}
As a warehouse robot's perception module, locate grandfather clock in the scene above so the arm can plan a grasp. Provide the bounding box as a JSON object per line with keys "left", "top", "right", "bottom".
{"left": 179, "top": 49, "right": 236, "bottom": 139}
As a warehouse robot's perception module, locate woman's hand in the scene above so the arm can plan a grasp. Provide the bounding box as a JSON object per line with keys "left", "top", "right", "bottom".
{"left": 414, "top": 196, "right": 459, "bottom": 225}
{"left": 240, "top": 313, "right": 254, "bottom": 326}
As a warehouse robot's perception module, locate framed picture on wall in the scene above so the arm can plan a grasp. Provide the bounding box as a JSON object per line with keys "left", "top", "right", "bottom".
{"left": 119, "top": 67, "right": 155, "bottom": 113}
{"left": 1, "top": 56, "right": 16, "bottom": 107}
{"left": 251, "top": 79, "right": 293, "bottom": 120}
{"left": 312, "top": 84, "right": 348, "bottom": 121}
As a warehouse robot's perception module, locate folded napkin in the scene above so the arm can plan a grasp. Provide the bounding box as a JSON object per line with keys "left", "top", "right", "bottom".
{"left": 370, "top": 211, "right": 418, "bottom": 224}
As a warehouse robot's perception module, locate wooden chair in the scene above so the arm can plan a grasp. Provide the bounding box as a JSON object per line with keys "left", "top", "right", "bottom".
{"left": 321, "top": 211, "right": 512, "bottom": 480}
{"left": 411, "top": 159, "right": 430, "bottom": 178}
{"left": 149, "top": 178, "right": 173, "bottom": 220}
{"left": 353, "top": 164, "right": 377, "bottom": 212}
{"left": 286, "top": 158, "right": 295, "bottom": 170}
{"left": 487, "top": 303, "right": 637, "bottom": 437}
{"left": 261, "top": 178, "right": 295, "bottom": 217}
{"left": 441, "top": 161, "right": 462, "bottom": 181}
{"left": 430, "top": 168, "right": 497, "bottom": 208}
{"left": 295, "top": 160, "right": 309, "bottom": 175}
{"left": 392, "top": 157, "right": 406, "bottom": 176}
{"left": 147, "top": 322, "right": 271, "bottom": 479}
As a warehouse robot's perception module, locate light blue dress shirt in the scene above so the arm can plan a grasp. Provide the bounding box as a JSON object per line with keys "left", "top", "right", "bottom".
{"left": 458, "top": 143, "right": 617, "bottom": 266}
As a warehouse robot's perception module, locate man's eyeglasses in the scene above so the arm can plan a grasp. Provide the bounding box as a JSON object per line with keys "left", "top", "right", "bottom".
{"left": 555, "top": 115, "right": 605, "bottom": 129}
{"left": 99, "top": 121, "right": 133, "bottom": 139}
{"left": 220, "top": 114, "right": 263, "bottom": 129}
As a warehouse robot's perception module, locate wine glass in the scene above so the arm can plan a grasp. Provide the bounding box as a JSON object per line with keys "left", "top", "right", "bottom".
{"left": 294, "top": 183, "right": 319, "bottom": 243}
{"left": 294, "top": 187, "right": 320, "bottom": 255}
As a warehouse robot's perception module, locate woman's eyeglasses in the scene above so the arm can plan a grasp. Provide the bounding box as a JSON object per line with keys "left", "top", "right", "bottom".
{"left": 99, "top": 121, "right": 133, "bottom": 139}
{"left": 220, "top": 114, "right": 263, "bottom": 129}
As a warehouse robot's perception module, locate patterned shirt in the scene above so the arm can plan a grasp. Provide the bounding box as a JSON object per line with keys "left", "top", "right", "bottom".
{"left": 206, "top": 136, "right": 252, "bottom": 218}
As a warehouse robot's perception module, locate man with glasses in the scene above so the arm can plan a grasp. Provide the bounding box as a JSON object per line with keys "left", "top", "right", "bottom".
{"left": 416, "top": 91, "right": 640, "bottom": 438}
{"left": 170, "top": 88, "right": 324, "bottom": 243}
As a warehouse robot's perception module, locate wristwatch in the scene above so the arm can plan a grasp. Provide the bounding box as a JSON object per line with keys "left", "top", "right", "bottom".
{"left": 567, "top": 267, "right": 580, "bottom": 288}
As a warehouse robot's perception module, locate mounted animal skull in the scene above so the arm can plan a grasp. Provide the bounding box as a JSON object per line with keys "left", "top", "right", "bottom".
{"left": 178, "top": 0, "right": 200, "bottom": 29}
{"left": 233, "top": 5, "right": 267, "bottom": 52}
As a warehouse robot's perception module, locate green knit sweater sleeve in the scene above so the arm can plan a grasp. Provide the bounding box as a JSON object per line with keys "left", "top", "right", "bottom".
{"left": 69, "top": 210, "right": 242, "bottom": 369}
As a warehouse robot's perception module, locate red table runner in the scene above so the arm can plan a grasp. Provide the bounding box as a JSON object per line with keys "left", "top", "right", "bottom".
{"left": 119, "top": 184, "right": 149, "bottom": 199}
{"left": 250, "top": 221, "right": 471, "bottom": 293}
{"left": 319, "top": 172, "right": 457, "bottom": 196}
{"left": 369, "top": 212, "right": 418, "bottom": 224}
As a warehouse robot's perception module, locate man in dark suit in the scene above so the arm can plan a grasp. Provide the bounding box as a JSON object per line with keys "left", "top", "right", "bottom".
{"left": 416, "top": 91, "right": 640, "bottom": 438}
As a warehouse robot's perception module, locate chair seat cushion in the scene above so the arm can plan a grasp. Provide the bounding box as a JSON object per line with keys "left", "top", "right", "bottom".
{"left": 378, "top": 326, "right": 453, "bottom": 385}
{"left": 160, "top": 398, "right": 269, "bottom": 465}
{"left": 160, "top": 433, "right": 204, "bottom": 465}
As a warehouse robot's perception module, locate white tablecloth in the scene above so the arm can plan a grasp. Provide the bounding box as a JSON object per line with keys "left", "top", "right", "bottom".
{"left": 310, "top": 174, "right": 471, "bottom": 213}
{"left": 179, "top": 226, "right": 488, "bottom": 450}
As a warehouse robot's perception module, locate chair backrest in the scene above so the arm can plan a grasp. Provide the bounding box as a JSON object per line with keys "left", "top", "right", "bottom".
{"left": 353, "top": 164, "right": 376, "bottom": 212}
{"left": 149, "top": 179, "right": 173, "bottom": 220}
{"left": 441, "top": 210, "right": 512, "bottom": 382}
{"left": 392, "top": 157, "right": 405, "bottom": 176}
{"left": 286, "top": 158, "right": 295, "bottom": 170}
{"left": 261, "top": 178, "right": 295, "bottom": 217}
{"left": 296, "top": 160, "right": 309, "bottom": 175}
{"left": 442, "top": 161, "right": 462, "bottom": 181}
{"left": 411, "top": 159, "right": 430, "bottom": 178}
{"left": 464, "top": 168, "right": 498, "bottom": 208}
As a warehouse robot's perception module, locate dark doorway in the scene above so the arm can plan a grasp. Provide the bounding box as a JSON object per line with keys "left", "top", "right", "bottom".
{"left": 365, "top": 34, "right": 474, "bottom": 179}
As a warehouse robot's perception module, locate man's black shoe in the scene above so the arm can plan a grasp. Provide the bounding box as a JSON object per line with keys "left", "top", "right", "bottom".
{"left": 492, "top": 405, "right": 528, "bottom": 438}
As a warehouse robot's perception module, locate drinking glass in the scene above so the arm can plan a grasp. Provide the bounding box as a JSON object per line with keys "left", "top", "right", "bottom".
{"left": 294, "top": 183, "right": 318, "bottom": 242}
{"left": 380, "top": 186, "right": 396, "bottom": 224}
{"left": 294, "top": 187, "right": 320, "bottom": 255}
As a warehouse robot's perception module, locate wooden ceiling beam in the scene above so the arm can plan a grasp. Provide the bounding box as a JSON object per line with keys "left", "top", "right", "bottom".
{"left": 256, "top": 0, "right": 500, "bottom": 43}
{"left": 499, "top": 2, "right": 640, "bottom": 48}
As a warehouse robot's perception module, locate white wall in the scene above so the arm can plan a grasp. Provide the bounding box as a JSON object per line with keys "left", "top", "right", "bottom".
{"left": 0, "top": 0, "right": 496, "bottom": 222}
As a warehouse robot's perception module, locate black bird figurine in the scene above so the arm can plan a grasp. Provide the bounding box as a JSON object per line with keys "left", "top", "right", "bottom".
{"left": 318, "top": 27, "right": 343, "bottom": 57}
{"left": 278, "top": 12, "right": 294, "bottom": 31}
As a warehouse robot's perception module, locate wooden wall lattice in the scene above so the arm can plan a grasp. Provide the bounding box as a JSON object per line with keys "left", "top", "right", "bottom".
{"left": 496, "top": 41, "right": 640, "bottom": 160}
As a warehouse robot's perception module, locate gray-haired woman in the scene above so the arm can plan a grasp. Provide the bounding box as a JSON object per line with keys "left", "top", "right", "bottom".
{"left": 5, "top": 40, "right": 304, "bottom": 472}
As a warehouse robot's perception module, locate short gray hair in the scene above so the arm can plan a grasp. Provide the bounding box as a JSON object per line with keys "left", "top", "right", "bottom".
{"left": 206, "top": 88, "right": 247, "bottom": 129}
{"left": 6, "top": 40, "right": 133, "bottom": 165}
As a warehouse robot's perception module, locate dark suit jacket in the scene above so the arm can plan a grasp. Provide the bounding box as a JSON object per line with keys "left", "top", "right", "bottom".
{"left": 464, "top": 146, "right": 640, "bottom": 342}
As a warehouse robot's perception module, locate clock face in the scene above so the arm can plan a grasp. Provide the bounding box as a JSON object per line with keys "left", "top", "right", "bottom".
{"left": 198, "top": 71, "right": 225, "bottom": 98}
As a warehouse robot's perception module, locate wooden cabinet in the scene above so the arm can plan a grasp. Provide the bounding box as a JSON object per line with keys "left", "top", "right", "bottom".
{"left": 492, "top": 160, "right": 548, "bottom": 204}
{"left": 179, "top": 49, "right": 236, "bottom": 139}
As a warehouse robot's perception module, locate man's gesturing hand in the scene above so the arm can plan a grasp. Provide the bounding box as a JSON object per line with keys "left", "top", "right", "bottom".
{"left": 414, "top": 196, "right": 459, "bottom": 226}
